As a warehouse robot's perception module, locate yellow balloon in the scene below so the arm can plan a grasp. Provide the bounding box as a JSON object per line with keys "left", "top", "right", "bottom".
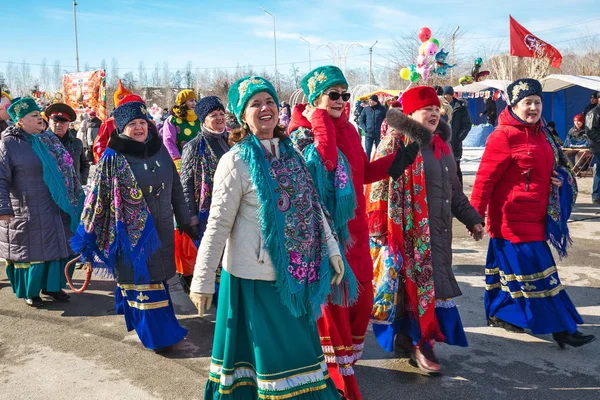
{"left": 419, "top": 43, "right": 427, "bottom": 56}
{"left": 400, "top": 68, "right": 411, "bottom": 80}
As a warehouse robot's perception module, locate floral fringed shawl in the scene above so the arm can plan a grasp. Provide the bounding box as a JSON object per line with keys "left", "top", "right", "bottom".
{"left": 236, "top": 133, "right": 358, "bottom": 321}
{"left": 366, "top": 132, "right": 444, "bottom": 345}
{"left": 71, "top": 148, "right": 160, "bottom": 283}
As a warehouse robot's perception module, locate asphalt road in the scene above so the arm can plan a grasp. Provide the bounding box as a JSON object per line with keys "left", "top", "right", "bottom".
{"left": 1, "top": 174, "right": 599, "bottom": 400}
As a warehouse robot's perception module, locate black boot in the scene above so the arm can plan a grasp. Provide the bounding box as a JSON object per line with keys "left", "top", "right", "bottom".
{"left": 552, "top": 331, "right": 596, "bottom": 348}
{"left": 25, "top": 297, "right": 43, "bottom": 307}
{"left": 487, "top": 316, "right": 525, "bottom": 333}
{"left": 42, "top": 289, "right": 71, "bottom": 301}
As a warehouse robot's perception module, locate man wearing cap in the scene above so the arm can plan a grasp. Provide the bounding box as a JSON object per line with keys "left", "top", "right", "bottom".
{"left": 583, "top": 92, "right": 599, "bottom": 119}
{"left": 359, "top": 94, "right": 387, "bottom": 159}
{"left": 0, "top": 90, "right": 12, "bottom": 136}
{"left": 585, "top": 94, "right": 600, "bottom": 204}
{"left": 443, "top": 86, "right": 472, "bottom": 184}
{"left": 46, "top": 103, "right": 90, "bottom": 185}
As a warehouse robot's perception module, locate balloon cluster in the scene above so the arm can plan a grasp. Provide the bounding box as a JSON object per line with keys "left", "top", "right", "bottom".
{"left": 400, "top": 27, "right": 455, "bottom": 83}
{"left": 458, "top": 57, "right": 490, "bottom": 85}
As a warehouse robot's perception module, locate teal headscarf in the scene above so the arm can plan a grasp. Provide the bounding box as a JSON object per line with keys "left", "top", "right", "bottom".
{"left": 227, "top": 76, "right": 279, "bottom": 123}
{"left": 300, "top": 65, "right": 348, "bottom": 106}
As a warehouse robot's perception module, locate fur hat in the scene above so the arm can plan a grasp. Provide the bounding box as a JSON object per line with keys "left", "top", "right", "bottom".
{"left": 574, "top": 114, "right": 584, "bottom": 123}
{"left": 442, "top": 86, "right": 454, "bottom": 96}
{"left": 401, "top": 86, "right": 441, "bottom": 115}
{"left": 176, "top": 89, "right": 196, "bottom": 106}
{"left": 7, "top": 97, "right": 41, "bottom": 122}
{"left": 113, "top": 101, "right": 149, "bottom": 132}
{"left": 301, "top": 65, "right": 348, "bottom": 106}
{"left": 506, "top": 78, "right": 543, "bottom": 106}
{"left": 227, "top": 76, "right": 279, "bottom": 123}
{"left": 194, "top": 96, "right": 225, "bottom": 123}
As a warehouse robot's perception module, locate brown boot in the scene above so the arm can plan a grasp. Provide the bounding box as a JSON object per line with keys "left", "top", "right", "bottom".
{"left": 411, "top": 346, "right": 441, "bottom": 375}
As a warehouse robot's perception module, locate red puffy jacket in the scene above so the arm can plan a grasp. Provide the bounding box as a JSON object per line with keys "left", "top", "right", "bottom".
{"left": 471, "top": 108, "right": 554, "bottom": 243}
{"left": 289, "top": 104, "right": 395, "bottom": 281}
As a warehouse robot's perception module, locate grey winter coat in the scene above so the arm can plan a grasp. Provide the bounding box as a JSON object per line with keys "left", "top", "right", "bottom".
{"left": 58, "top": 130, "right": 90, "bottom": 185}
{"left": 387, "top": 110, "right": 483, "bottom": 298}
{"left": 105, "top": 125, "right": 191, "bottom": 284}
{"left": 0, "top": 126, "right": 75, "bottom": 262}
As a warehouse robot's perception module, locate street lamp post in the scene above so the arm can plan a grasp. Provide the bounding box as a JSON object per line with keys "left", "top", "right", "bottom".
{"left": 73, "top": 0, "right": 80, "bottom": 72}
{"left": 369, "top": 41, "right": 378, "bottom": 86}
{"left": 451, "top": 26, "right": 460, "bottom": 82}
{"left": 261, "top": 7, "right": 279, "bottom": 92}
{"left": 300, "top": 36, "right": 311, "bottom": 71}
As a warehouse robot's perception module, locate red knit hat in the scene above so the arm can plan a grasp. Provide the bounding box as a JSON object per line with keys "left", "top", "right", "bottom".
{"left": 401, "top": 86, "right": 440, "bottom": 115}
{"left": 574, "top": 113, "right": 584, "bottom": 123}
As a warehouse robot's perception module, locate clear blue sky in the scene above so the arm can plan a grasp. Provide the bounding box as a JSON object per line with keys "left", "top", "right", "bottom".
{"left": 2, "top": 0, "right": 598, "bottom": 77}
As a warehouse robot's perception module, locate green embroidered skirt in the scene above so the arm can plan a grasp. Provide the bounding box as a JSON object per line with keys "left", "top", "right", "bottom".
{"left": 204, "top": 270, "right": 340, "bottom": 400}
{"left": 5, "top": 258, "right": 76, "bottom": 299}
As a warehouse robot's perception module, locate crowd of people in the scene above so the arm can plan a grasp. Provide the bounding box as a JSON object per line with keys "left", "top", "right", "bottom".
{"left": 1, "top": 70, "right": 599, "bottom": 399}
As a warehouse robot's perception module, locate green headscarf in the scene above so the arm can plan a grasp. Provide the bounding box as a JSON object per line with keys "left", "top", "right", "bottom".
{"left": 300, "top": 65, "right": 348, "bottom": 106}
{"left": 7, "top": 97, "right": 41, "bottom": 122}
{"left": 227, "top": 76, "right": 279, "bottom": 123}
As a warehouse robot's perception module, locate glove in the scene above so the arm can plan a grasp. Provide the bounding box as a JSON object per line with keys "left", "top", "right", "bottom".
{"left": 181, "top": 223, "right": 199, "bottom": 241}
{"left": 329, "top": 255, "right": 344, "bottom": 285}
{"left": 388, "top": 141, "right": 420, "bottom": 181}
{"left": 190, "top": 292, "right": 213, "bottom": 314}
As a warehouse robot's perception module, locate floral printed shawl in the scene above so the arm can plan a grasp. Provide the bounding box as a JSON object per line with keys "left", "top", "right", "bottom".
{"left": 235, "top": 133, "right": 358, "bottom": 320}
{"left": 71, "top": 148, "right": 160, "bottom": 283}
{"left": 23, "top": 129, "right": 84, "bottom": 232}
{"left": 544, "top": 126, "right": 577, "bottom": 258}
{"left": 193, "top": 136, "right": 219, "bottom": 221}
{"left": 366, "top": 131, "right": 444, "bottom": 345}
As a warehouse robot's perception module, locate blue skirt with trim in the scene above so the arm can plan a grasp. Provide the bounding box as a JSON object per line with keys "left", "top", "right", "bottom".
{"left": 115, "top": 281, "right": 188, "bottom": 350}
{"left": 484, "top": 238, "right": 583, "bottom": 334}
{"left": 373, "top": 299, "right": 468, "bottom": 352}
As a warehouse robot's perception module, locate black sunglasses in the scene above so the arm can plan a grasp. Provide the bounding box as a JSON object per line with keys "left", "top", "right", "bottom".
{"left": 325, "top": 91, "right": 351, "bottom": 102}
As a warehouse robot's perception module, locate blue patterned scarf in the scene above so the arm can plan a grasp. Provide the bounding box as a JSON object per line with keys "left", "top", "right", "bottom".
{"left": 543, "top": 126, "right": 577, "bottom": 258}
{"left": 23, "top": 129, "right": 84, "bottom": 232}
{"left": 71, "top": 148, "right": 160, "bottom": 283}
{"left": 236, "top": 133, "right": 358, "bottom": 320}
{"left": 289, "top": 127, "right": 357, "bottom": 251}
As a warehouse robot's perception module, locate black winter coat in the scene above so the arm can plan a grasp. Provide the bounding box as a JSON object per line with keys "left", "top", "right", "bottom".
{"left": 0, "top": 126, "right": 76, "bottom": 262}
{"left": 450, "top": 99, "right": 472, "bottom": 160}
{"left": 106, "top": 125, "right": 191, "bottom": 284}
{"left": 389, "top": 112, "right": 483, "bottom": 298}
{"left": 585, "top": 104, "right": 600, "bottom": 153}
{"left": 359, "top": 103, "right": 387, "bottom": 138}
{"left": 58, "top": 130, "right": 90, "bottom": 185}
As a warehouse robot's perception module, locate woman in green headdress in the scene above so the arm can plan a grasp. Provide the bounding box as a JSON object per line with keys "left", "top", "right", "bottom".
{"left": 0, "top": 97, "right": 83, "bottom": 307}
{"left": 190, "top": 76, "right": 357, "bottom": 399}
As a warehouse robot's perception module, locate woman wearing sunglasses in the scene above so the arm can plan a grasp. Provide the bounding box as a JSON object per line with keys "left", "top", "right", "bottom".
{"left": 289, "top": 66, "right": 415, "bottom": 400}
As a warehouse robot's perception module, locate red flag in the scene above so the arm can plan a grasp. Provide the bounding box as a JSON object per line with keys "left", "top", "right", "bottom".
{"left": 509, "top": 15, "right": 562, "bottom": 69}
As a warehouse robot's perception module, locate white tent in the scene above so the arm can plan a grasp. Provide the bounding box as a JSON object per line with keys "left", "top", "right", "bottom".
{"left": 453, "top": 79, "right": 511, "bottom": 93}
{"left": 540, "top": 74, "right": 600, "bottom": 92}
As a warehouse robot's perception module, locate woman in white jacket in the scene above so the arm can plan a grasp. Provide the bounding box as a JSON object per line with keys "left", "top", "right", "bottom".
{"left": 190, "top": 76, "right": 357, "bottom": 399}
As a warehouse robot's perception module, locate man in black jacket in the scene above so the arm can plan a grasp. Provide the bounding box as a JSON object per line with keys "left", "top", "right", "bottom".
{"left": 46, "top": 103, "right": 90, "bottom": 185}
{"left": 584, "top": 101, "right": 600, "bottom": 204}
{"left": 443, "top": 86, "right": 472, "bottom": 184}
{"left": 583, "top": 92, "right": 599, "bottom": 119}
{"left": 359, "top": 94, "right": 387, "bottom": 159}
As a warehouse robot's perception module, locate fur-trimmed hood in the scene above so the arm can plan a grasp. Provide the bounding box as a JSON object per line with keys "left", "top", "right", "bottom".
{"left": 385, "top": 108, "right": 451, "bottom": 148}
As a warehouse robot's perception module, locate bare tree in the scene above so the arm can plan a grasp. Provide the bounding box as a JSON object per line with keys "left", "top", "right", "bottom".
{"left": 52, "top": 60, "right": 62, "bottom": 92}
{"left": 162, "top": 61, "right": 171, "bottom": 88}
{"left": 84, "top": 61, "right": 91, "bottom": 72}
{"left": 100, "top": 59, "right": 107, "bottom": 72}
{"left": 40, "top": 58, "right": 51, "bottom": 90}
{"left": 184, "top": 61, "right": 195, "bottom": 89}
{"left": 20, "top": 61, "right": 33, "bottom": 94}
{"left": 110, "top": 58, "right": 119, "bottom": 88}
{"left": 137, "top": 61, "right": 148, "bottom": 89}
{"left": 122, "top": 72, "right": 136, "bottom": 89}
{"left": 151, "top": 63, "right": 161, "bottom": 87}
{"left": 171, "top": 70, "right": 183, "bottom": 89}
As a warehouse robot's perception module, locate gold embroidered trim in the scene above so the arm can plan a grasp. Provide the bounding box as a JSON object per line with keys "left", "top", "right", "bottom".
{"left": 118, "top": 283, "right": 165, "bottom": 291}
{"left": 126, "top": 299, "right": 169, "bottom": 310}
{"left": 500, "top": 283, "right": 564, "bottom": 299}
{"left": 214, "top": 360, "right": 324, "bottom": 378}
{"left": 307, "top": 72, "right": 327, "bottom": 96}
{"left": 484, "top": 266, "right": 557, "bottom": 282}
{"left": 511, "top": 81, "right": 530, "bottom": 102}
{"left": 486, "top": 282, "right": 502, "bottom": 290}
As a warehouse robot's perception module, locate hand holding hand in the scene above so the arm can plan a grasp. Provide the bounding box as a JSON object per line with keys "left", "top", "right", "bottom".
{"left": 551, "top": 171, "right": 563, "bottom": 188}
{"left": 329, "top": 255, "right": 345, "bottom": 286}
{"left": 468, "top": 223, "right": 485, "bottom": 241}
{"left": 190, "top": 292, "right": 213, "bottom": 315}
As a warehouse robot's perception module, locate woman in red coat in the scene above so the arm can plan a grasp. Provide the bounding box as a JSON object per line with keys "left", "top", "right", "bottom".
{"left": 289, "top": 65, "right": 411, "bottom": 400}
{"left": 471, "top": 78, "right": 595, "bottom": 348}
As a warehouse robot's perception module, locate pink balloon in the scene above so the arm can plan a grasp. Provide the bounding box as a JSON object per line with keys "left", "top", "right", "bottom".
{"left": 425, "top": 41, "right": 438, "bottom": 56}
{"left": 418, "top": 27, "right": 432, "bottom": 42}
{"left": 416, "top": 54, "right": 426, "bottom": 65}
